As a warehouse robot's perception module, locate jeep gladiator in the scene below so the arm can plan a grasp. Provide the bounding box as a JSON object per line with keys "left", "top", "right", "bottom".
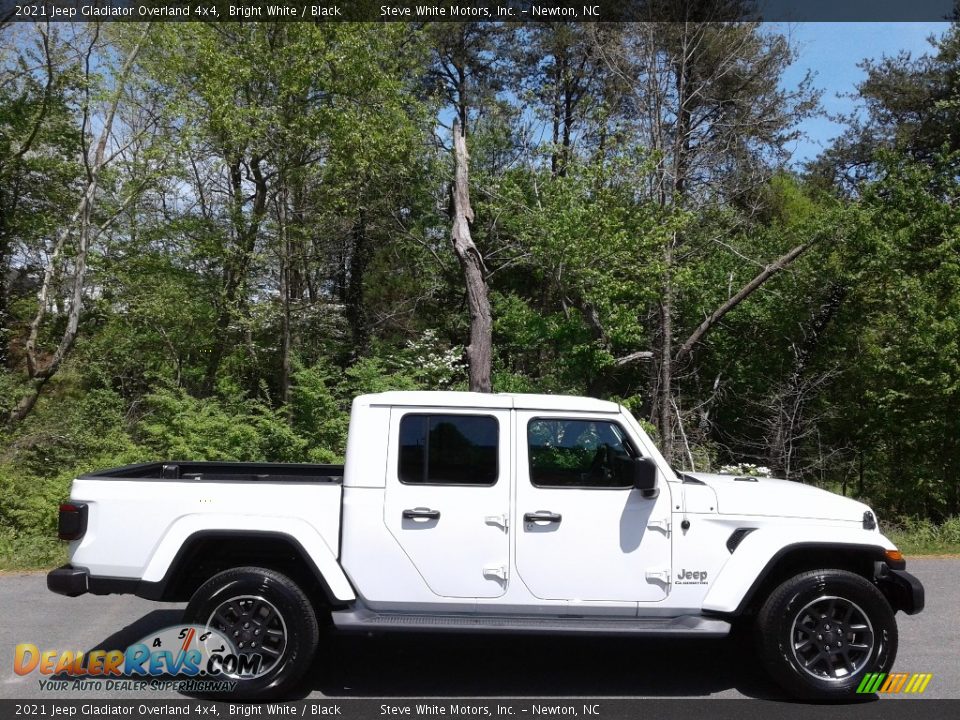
{"left": 47, "top": 391, "right": 924, "bottom": 699}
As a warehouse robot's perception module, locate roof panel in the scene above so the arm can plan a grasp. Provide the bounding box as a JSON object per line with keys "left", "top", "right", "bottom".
{"left": 357, "top": 391, "right": 619, "bottom": 413}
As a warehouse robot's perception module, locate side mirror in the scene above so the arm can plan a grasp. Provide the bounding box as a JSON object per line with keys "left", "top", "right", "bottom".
{"left": 632, "top": 456, "right": 659, "bottom": 498}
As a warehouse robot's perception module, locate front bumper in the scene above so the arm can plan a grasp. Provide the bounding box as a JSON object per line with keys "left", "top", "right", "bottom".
{"left": 47, "top": 564, "right": 88, "bottom": 597}
{"left": 876, "top": 564, "right": 925, "bottom": 615}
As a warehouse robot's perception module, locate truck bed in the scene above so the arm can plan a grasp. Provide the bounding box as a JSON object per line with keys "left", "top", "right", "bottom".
{"left": 67, "top": 461, "right": 345, "bottom": 581}
{"left": 81, "top": 460, "right": 344, "bottom": 484}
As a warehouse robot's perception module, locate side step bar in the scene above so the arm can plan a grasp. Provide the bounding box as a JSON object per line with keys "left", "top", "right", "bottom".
{"left": 331, "top": 609, "right": 730, "bottom": 637}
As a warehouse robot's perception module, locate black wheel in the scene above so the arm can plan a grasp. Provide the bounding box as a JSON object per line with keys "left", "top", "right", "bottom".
{"left": 756, "top": 569, "right": 897, "bottom": 699}
{"left": 183, "top": 566, "right": 319, "bottom": 700}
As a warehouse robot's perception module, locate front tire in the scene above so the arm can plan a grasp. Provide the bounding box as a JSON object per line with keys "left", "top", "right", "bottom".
{"left": 183, "top": 566, "right": 319, "bottom": 700}
{"left": 756, "top": 569, "right": 897, "bottom": 699}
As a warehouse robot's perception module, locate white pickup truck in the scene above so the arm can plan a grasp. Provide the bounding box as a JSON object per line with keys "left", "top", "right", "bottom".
{"left": 48, "top": 391, "right": 923, "bottom": 699}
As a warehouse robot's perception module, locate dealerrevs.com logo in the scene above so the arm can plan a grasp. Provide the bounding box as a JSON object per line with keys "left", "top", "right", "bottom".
{"left": 14, "top": 624, "right": 265, "bottom": 693}
{"left": 856, "top": 672, "right": 934, "bottom": 695}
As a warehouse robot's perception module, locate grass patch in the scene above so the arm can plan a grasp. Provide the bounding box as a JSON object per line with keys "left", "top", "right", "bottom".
{"left": 883, "top": 516, "right": 960, "bottom": 556}
{"left": 0, "top": 532, "right": 66, "bottom": 571}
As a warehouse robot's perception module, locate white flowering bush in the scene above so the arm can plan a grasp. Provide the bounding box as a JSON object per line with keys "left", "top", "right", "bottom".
{"left": 719, "top": 462, "right": 773, "bottom": 478}
{"left": 397, "top": 330, "right": 467, "bottom": 389}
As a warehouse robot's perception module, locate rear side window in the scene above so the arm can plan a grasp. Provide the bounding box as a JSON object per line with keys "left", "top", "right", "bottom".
{"left": 398, "top": 414, "right": 498, "bottom": 485}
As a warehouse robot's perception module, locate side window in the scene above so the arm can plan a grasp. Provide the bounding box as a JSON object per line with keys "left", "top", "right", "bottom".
{"left": 398, "top": 414, "right": 499, "bottom": 485}
{"left": 528, "top": 418, "right": 636, "bottom": 488}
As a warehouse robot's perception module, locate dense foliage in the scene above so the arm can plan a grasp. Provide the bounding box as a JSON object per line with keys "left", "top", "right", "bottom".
{"left": 1, "top": 21, "right": 959, "bottom": 566}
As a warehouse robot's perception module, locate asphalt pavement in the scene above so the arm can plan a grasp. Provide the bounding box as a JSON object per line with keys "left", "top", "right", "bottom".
{"left": 1, "top": 558, "right": 957, "bottom": 701}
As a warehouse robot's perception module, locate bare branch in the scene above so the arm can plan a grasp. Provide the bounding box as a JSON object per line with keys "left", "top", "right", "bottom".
{"left": 614, "top": 351, "right": 655, "bottom": 366}
{"left": 675, "top": 242, "right": 811, "bottom": 364}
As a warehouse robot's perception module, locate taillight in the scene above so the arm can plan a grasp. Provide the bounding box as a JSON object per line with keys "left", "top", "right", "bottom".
{"left": 58, "top": 502, "right": 87, "bottom": 541}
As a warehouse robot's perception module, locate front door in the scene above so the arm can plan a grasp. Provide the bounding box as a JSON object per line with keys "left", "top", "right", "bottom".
{"left": 514, "top": 412, "right": 672, "bottom": 603}
{"left": 384, "top": 408, "right": 511, "bottom": 598}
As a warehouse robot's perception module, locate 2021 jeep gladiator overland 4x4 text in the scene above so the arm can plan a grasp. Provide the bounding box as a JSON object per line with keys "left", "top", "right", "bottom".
{"left": 48, "top": 391, "right": 923, "bottom": 699}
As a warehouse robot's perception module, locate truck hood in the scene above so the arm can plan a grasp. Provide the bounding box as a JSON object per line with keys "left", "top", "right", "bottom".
{"left": 682, "top": 472, "right": 871, "bottom": 522}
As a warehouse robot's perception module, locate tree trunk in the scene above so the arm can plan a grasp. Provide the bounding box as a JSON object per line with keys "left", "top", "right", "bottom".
{"left": 346, "top": 209, "right": 370, "bottom": 355}
{"left": 657, "top": 236, "right": 675, "bottom": 463}
{"left": 203, "top": 155, "right": 268, "bottom": 393}
{"left": 450, "top": 119, "right": 492, "bottom": 393}
{"left": 0, "top": 212, "right": 10, "bottom": 367}
{"left": 9, "top": 26, "right": 148, "bottom": 427}
{"left": 551, "top": 79, "right": 561, "bottom": 178}
{"left": 0, "top": 24, "right": 55, "bottom": 366}
{"left": 277, "top": 186, "right": 293, "bottom": 410}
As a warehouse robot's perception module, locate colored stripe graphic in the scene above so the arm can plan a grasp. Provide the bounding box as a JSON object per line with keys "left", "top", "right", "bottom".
{"left": 856, "top": 672, "right": 932, "bottom": 694}
{"left": 892, "top": 673, "right": 910, "bottom": 693}
{"left": 904, "top": 673, "right": 933, "bottom": 694}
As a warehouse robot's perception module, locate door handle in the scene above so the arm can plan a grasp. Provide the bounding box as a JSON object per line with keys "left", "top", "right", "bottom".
{"left": 402, "top": 507, "right": 440, "bottom": 520}
{"left": 524, "top": 510, "right": 562, "bottom": 524}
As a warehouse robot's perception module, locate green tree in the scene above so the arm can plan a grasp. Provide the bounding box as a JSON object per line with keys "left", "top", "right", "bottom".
{"left": 144, "top": 23, "right": 428, "bottom": 396}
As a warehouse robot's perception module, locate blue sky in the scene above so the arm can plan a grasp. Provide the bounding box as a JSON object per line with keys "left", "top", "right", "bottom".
{"left": 772, "top": 22, "right": 952, "bottom": 164}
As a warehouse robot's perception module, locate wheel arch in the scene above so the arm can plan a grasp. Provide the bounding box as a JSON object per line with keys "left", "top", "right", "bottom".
{"left": 703, "top": 535, "right": 896, "bottom": 617}
{"left": 140, "top": 529, "right": 354, "bottom": 607}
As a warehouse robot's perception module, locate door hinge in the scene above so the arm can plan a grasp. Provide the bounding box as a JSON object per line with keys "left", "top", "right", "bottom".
{"left": 645, "top": 568, "right": 671, "bottom": 584}
{"left": 484, "top": 514, "right": 509, "bottom": 531}
{"left": 647, "top": 518, "right": 671, "bottom": 535}
{"left": 483, "top": 565, "right": 509, "bottom": 582}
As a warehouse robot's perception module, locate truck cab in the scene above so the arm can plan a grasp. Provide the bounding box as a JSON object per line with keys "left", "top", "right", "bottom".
{"left": 340, "top": 392, "right": 673, "bottom": 612}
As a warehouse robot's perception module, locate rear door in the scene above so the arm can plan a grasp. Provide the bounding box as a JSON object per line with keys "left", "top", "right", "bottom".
{"left": 514, "top": 412, "right": 672, "bottom": 603}
{"left": 383, "top": 408, "right": 511, "bottom": 598}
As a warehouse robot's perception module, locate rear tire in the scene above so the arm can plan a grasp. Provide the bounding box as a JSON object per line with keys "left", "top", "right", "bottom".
{"left": 183, "top": 566, "right": 319, "bottom": 700}
{"left": 755, "top": 569, "right": 897, "bottom": 700}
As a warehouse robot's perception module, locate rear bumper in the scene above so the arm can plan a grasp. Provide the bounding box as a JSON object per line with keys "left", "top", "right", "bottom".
{"left": 877, "top": 566, "right": 925, "bottom": 615}
{"left": 47, "top": 564, "right": 88, "bottom": 597}
{"left": 47, "top": 564, "right": 142, "bottom": 598}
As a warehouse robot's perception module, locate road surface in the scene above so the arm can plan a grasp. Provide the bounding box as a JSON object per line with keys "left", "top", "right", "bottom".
{"left": 2, "top": 559, "right": 956, "bottom": 701}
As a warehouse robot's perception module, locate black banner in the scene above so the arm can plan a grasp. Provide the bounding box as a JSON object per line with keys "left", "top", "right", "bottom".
{"left": 2, "top": 699, "right": 960, "bottom": 720}
{"left": 0, "top": 0, "right": 957, "bottom": 23}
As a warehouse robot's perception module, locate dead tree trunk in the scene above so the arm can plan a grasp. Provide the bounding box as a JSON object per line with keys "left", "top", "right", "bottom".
{"left": 450, "top": 119, "right": 492, "bottom": 393}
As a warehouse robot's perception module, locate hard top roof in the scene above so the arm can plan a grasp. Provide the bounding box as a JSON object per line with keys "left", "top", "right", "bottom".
{"left": 358, "top": 391, "right": 621, "bottom": 413}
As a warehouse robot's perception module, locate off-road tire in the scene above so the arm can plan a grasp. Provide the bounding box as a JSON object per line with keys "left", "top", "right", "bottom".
{"left": 755, "top": 569, "right": 897, "bottom": 699}
{"left": 183, "top": 566, "right": 319, "bottom": 700}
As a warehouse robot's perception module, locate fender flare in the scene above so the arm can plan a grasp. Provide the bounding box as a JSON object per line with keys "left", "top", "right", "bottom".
{"left": 702, "top": 527, "right": 897, "bottom": 615}
{"left": 140, "top": 514, "right": 356, "bottom": 603}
